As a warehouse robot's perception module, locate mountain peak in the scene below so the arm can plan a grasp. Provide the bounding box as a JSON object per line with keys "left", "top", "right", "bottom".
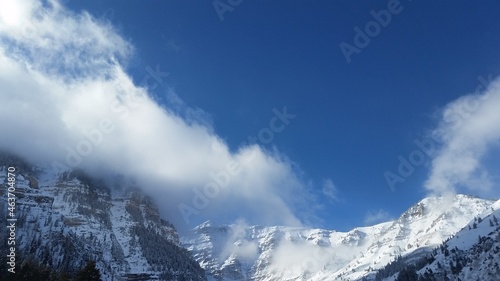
{"left": 194, "top": 220, "right": 213, "bottom": 230}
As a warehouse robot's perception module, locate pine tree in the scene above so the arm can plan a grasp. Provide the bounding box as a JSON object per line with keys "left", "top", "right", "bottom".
{"left": 75, "top": 261, "right": 102, "bottom": 281}
{"left": 396, "top": 267, "right": 418, "bottom": 281}
{"left": 58, "top": 272, "right": 72, "bottom": 281}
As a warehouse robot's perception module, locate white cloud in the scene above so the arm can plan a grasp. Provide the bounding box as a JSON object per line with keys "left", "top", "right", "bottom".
{"left": 269, "top": 236, "right": 355, "bottom": 278}
{"left": 425, "top": 76, "right": 500, "bottom": 196}
{"left": 322, "top": 178, "right": 339, "bottom": 201}
{"left": 0, "top": 0, "right": 24, "bottom": 26}
{"left": 0, "top": 0, "right": 312, "bottom": 230}
{"left": 219, "top": 219, "right": 259, "bottom": 262}
{"left": 364, "top": 209, "right": 392, "bottom": 225}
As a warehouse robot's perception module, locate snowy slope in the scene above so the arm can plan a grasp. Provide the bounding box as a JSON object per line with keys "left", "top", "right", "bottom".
{"left": 409, "top": 199, "right": 500, "bottom": 281}
{"left": 0, "top": 154, "right": 206, "bottom": 281}
{"left": 183, "top": 195, "right": 496, "bottom": 281}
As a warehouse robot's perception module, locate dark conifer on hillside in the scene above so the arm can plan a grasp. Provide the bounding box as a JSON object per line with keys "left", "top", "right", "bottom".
{"left": 75, "top": 260, "right": 102, "bottom": 281}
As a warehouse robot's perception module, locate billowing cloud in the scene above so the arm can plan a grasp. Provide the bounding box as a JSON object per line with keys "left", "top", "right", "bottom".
{"left": 0, "top": 0, "right": 313, "bottom": 230}
{"left": 268, "top": 235, "right": 355, "bottom": 278}
{"left": 425, "top": 76, "right": 500, "bottom": 196}
{"left": 219, "top": 219, "right": 259, "bottom": 262}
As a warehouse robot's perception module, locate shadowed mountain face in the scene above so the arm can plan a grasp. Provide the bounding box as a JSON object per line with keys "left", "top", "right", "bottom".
{"left": 0, "top": 153, "right": 206, "bottom": 281}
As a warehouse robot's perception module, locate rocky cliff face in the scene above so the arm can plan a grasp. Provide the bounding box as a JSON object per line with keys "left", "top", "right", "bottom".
{"left": 0, "top": 153, "right": 206, "bottom": 281}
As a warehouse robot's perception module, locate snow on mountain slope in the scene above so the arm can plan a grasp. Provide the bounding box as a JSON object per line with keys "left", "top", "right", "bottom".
{"left": 0, "top": 154, "right": 206, "bottom": 281}
{"left": 410, "top": 199, "right": 500, "bottom": 281}
{"left": 329, "top": 195, "right": 495, "bottom": 281}
{"left": 183, "top": 195, "right": 496, "bottom": 281}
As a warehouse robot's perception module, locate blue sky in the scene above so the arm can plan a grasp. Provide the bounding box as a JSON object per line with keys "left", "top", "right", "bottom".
{"left": 65, "top": 0, "right": 500, "bottom": 230}
{"left": 2, "top": 1, "right": 500, "bottom": 231}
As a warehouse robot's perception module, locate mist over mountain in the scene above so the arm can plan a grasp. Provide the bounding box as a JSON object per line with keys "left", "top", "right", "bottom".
{"left": 1, "top": 1, "right": 500, "bottom": 280}
{"left": 182, "top": 194, "right": 499, "bottom": 281}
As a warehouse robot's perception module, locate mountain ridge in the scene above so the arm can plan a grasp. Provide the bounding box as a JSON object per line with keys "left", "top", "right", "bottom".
{"left": 183, "top": 194, "right": 497, "bottom": 281}
{"left": 1, "top": 152, "right": 498, "bottom": 281}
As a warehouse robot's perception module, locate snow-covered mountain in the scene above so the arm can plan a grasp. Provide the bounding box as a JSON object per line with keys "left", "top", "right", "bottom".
{"left": 376, "top": 199, "right": 500, "bottom": 281}
{"left": 0, "top": 153, "right": 206, "bottom": 280}
{"left": 182, "top": 195, "right": 497, "bottom": 281}
{"left": 416, "top": 200, "right": 500, "bottom": 281}
{"left": 2, "top": 151, "right": 498, "bottom": 281}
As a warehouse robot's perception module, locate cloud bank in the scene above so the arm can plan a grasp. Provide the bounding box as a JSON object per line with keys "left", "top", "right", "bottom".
{"left": 0, "top": 0, "right": 314, "bottom": 230}
{"left": 425, "top": 76, "right": 500, "bottom": 196}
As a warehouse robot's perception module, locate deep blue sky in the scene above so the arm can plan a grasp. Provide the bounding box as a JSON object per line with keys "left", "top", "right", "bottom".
{"left": 66, "top": 0, "right": 500, "bottom": 231}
